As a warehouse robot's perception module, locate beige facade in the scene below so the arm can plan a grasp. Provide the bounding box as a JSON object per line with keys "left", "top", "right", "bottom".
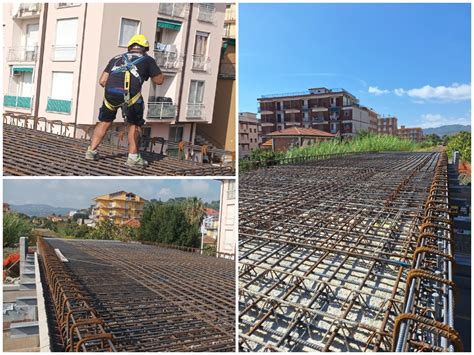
{"left": 398, "top": 125, "right": 424, "bottom": 142}
{"left": 217, "top": 179, "right": 236, "bottom": 256}
{"left": 3, "top": 3, "right": 227, "bottom": 146}
{"left": 93, "top": 191, "right": 146, "bottom": 225}
{"left": 239, "top": 112, "right": 261, "bottom": 157}
{"left": 197, "top": 4, "right": 236, "bottom": 154}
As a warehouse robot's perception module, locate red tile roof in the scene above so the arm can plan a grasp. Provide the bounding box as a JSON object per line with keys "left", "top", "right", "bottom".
{"left": 204, "top": 208, "right": 219, "bottom": 216}
{"left": 122, "top": 218, "right": 141, "bottom": 228}
{"left": 267, "top": 127, "right": 336, "bottom": 137}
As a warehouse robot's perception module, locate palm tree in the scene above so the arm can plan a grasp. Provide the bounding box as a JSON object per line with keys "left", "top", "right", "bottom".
{"left": 183, "top": 197, "right": 205, "bottom": 226}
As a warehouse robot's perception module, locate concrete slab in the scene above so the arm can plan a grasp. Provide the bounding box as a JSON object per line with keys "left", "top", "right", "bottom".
{"left": 16, "top": 297, "right": 37, "bottom": 306}
{"left": 9, "top": 321, "right": 39, "bottom": 338}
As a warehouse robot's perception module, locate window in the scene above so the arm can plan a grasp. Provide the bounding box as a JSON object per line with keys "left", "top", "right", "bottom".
{"left": 119, "top": 18, "right": 140, "bottom": 47}
{"left": 169, "top": 126, "right": 184, "bottom": 143}
{"left": 227, "top": 181, "right": 236, "bottom": 200}
{"left": 53, "top": 18, "right": 78, "bottom": 61}
{"left": 188, "top": 80, "right": 205, "bottom": 104}
{"left": 194, "top": 31, "right": 209, "bottom": 56}
{"left": 51, "top": 72, "right": 73, "bottom": 100}
{"left": 344, "top": 110, "right": 350, "bottom": 117}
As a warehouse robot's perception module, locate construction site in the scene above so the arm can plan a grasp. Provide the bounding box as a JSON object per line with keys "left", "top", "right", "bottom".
{"left": 4, "top": 236, "right": 235, "bottom": 352}
{"left": 3, "top": 113, "right": 235, "bottom": 176}
{"left": 239, "top": 151, "right": 467, "bottom": 352}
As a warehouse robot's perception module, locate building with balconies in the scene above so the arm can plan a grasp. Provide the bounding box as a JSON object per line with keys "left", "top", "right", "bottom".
{"left": 217, "top": 180, "right": 236, "bottom": 256}
{"left": 377, "top": 116, "right": 399, "bottom": 135}
{"left": 239, "top": 112, "right": 261, "bottom": 157}
{"left": 2, "top": 3, "right": 228, "bottom": 149}
{"left": 195, "top": 4, "right": 236, "bottom": 157}
{"left": 93, "top": 191, "right": 146, "bottom": 226}
{"left": 257, "top": 87, "right": 377, "bottom": 138}
{"left": 397, "top": 125, "right": 424, "bottom": 142}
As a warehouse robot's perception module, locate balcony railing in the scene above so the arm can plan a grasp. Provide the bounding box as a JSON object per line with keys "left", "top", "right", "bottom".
{"left": 158, "top": 3, "right": 189, "bottom": 18}
{"left": 51, "top": 45, "right": 77, "bottom": 61}
{"left": 218, "top": 62, "right": 235, "bottom": 79}
{"left": 186, "top": 103, "right": 205, "bottom": 118}
{"left": 12, "top": 3, "right": 41, "bottom": 18}
{"left": 197, "top": 4, "right": 216, "bottom": 23}
{"left": 154, "top": 50, "right": 182, "bottom": 71}
{"left": 3, "top": 95, "right": 33, "bottom": 109}
{"left": 46, "top": 98, "right": 72, "bottom": 114}
{"left": 147, "top": 102, "right": 177, "bottom": 119}
{"left": 192, "top": 55, "right": 210, "bottom": 71}
{"left": 7, "top": 46, "right": 38, "bottom": 62}
{"left": 55, "top": 3, "right": 81, "bottom": 8}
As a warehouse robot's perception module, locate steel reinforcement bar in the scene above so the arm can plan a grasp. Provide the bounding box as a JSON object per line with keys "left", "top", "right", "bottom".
{"left": 3, "top": 123, "right": 234, "bottom": 176}
{"left": 238, "top": 152, "right": 460, "bottom": 352}
{"left": 39, "top": 238, "right": 235, "bottom": 352}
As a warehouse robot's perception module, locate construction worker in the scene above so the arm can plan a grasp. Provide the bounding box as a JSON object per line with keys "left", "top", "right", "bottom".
{"left": 85, "top": 34, "right": 164, "bottom": 167}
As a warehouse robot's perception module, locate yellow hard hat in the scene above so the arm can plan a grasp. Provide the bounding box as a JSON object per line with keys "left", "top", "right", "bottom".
{"left": 127, "top": 34, "right": 149, "bottom": 50}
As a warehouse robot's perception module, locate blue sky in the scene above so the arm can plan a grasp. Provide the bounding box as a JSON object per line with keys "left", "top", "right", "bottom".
{"left": 239, "top": 3, "right": 471, "bottom": 128}
{"left": 4, "top": 179, "right": 222, "bottom": 208}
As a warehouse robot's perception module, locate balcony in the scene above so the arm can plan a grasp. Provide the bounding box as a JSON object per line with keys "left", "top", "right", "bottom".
{"left": 311, "top": 106, "right": 328, "bottom": 112}
{"left": 55, "top": 3, "right": 81, "bottom": 8}
{"left": 224, "top": 8, "right": 236, "bottom": 23}
{"left": 12, "top": 3, "right": 41, "bottom": 18}
{"left": 158, "top": 3, "right": 189, "bottom": 18}
{"left": 51, "top": 45, "right": 77, "bottom": 61}
{"left": 154, "top": 49, "right": 182, "bottom": 71}
{"left": 192, "top": 55, "right": 210, "bottom": 71}
{"left": 7, "top": 46, "right": 38, "bottom": 62}
{"left": 147, "top": 102, "right": 177, "bottom": 119}
{"left": 3, "top": 95, "right": 33, "bottom": 109}
{"left": 46, "top": 98, "right": 72, "bottom": 114}
{"left": 218, "top": 62, "right": 235, "bottom": 79}
{"left": 186, "top": 103, "right": 205, "bottom": 119}
{"left": 197, "top": 4, "right": 216, "bottom": 23}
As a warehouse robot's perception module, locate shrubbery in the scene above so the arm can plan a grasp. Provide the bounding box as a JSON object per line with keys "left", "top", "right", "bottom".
{"left": 446, "top": 131, "right": 471, "bottom": 162}
{"left": 3, "top": 212, "right": 33, "bottom": 247}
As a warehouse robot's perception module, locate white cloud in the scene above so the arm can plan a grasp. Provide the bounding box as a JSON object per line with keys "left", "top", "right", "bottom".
{"left": 419, "top": 113, "right": 471, "bottom": 129}
{"left": 368, "top": 86, "right": 389, "bottom": 95}
{"left": 394, "top": 88, "right": 405, "bottom": 96}
{"left": 397, "top": 83, "right": 470, "bottom": 102}
{"left": 157, "top": 187, "right": 173, "bottom": 200}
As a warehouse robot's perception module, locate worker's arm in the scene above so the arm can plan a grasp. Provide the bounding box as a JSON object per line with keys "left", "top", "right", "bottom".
{"left": 99, "top": 72, "right": 109, "bottom": 87}
{"left": 151, "top": 73, "right": 164, "bottom": 85}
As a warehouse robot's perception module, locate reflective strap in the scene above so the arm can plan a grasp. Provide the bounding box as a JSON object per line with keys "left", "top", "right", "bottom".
{"left": 103, "top": 91, "right": 141, "bottom": 111}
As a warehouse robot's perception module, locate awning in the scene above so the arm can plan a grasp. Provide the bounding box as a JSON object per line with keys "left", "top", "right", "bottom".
{"left": 12, "top": 66, "right": 33, "bottom": 74}
{"left": 157, "top": 19, "right": 182, "bottom": 31}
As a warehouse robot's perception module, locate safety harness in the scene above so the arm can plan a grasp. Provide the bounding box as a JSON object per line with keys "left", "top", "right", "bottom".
{"left": 103, "top": 53, "right": 147, "bottom": 119}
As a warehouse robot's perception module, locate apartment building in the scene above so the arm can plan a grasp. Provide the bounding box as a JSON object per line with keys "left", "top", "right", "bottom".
{"left": 398, "top": 125, "right": 424, "bottom": 142}
{"left": 3, "top": 3, "right": 227, "bottom": 148}
{"left": 239, "top": 112, "right": 261, "bottom": 157}
{"left": 197, "top": 3, "right": 236, "bottom": 154}
{"left": 257, "top": 87, "right": 377, "bottom": 138}
{"left": 377, "top": 116, "right": 399, "bottom": 135}
{"left": 92, "top": 191, "right": 146, "bottom": 225}
{"left": 217, "top": 180, "right": 236, "bottom": 256}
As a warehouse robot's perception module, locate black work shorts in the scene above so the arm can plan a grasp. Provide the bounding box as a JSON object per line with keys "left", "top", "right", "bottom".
{"left": 98, "top": 93, "right": 145, "bottom": 126}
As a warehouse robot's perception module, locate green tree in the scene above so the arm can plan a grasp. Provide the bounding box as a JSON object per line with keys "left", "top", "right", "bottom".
{"left": 183, "top": 197, "right": 205, "bottom": 226}
{"left": 86, "top": 220, "right": 117, "bottom": 240}
{"left": 139, "top": 201, "right": 201, "bottom": 247}
{"left": 446, "top": 132, "right": 471, "bottom": 162}
{"left": 3, "top": 212, "right": 33, "bottom": 247}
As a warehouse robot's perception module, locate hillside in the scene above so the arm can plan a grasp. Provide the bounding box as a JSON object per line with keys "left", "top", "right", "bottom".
{"left": 8, "top": 204, "right": 78, "bottom": 217}
{"left": 423, "top": 125, "right": 471, "bottom": 136}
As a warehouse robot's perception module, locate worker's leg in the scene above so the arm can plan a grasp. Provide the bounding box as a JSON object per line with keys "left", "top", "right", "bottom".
{"left": 125, "top": 99, "right": 147, "bottom": 167}
{"left": 127, "top": 124, "right": 140, "bottom": 154}
{"left": 90, "top": 121, "right": 112, "bottom": 150}
{"left": 85, "top": 101, "right": 117, "bottom": 160}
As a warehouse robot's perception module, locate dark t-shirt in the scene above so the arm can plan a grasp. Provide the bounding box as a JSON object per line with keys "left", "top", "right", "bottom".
{"left": 104, "top": 52, "right": 161, "bottom": 98}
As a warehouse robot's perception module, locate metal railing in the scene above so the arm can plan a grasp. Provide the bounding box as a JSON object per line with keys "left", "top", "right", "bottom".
{"left": 12, "top": 3, "right": 41, "bottom": 17}
{"left": 3, "top": 95, "right": 33, "bottom": 109}
{"left": 154, "top": 50, "right": 182, "bottom": 70}
{"left": 192, "top": 55, "right": 210, "bottom": 71}
{"left": 197, "top": 4, "right": 216, "bottom": 23}
{"left": 147, "top": 102, "right": 177, "bottom": 119}
{"left": 46, "top": 97, "right": 72, "bottom": 114}
{"left": 158, "top": 3, "right": 189, "bottom": 18}
{"left": 55, "top": 3, "right": 81, "bottom": 8}
{"left": 186, "top": 103, "right": 205, "bottom": 118}
{"left": 7, "top": 46, "right": 38, "bottom": 62}
{"left": 51, "top": 45, "right": 77, "bottom": 61}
